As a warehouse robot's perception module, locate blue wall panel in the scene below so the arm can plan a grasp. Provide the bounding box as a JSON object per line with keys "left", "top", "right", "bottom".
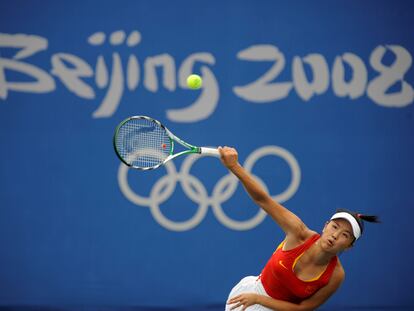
{"left": 1, "top": 0, "right": 413, "bottom": 309}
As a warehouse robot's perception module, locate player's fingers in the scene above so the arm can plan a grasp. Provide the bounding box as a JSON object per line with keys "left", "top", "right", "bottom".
{"left": 219, "top": 146, "right": 230, "bottom": 157}
{"left": 219, "top": 146, "right": 232, "bottom": 154}
{"left": 230, "top": 302, "right": 243, "bottom": 310}
{"left": 227, "top": 294, "right": 241, "bottom": 303}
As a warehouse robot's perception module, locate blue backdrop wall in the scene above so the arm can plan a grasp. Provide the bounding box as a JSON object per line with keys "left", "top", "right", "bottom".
{"left": 1, "top": 0, "right": 413, "bottom": 309}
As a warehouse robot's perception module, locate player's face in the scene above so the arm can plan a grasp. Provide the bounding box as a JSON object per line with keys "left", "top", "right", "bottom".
{"left": 320, "top": 219, "right": 355, "bottom": 253}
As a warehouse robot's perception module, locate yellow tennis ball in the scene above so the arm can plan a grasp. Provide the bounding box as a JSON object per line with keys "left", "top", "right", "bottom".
{"left": 186, "top": 74, "right": 202, "bottom": 90}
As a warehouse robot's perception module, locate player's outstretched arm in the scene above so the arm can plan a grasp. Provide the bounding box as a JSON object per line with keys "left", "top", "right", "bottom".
{"left": 219, "top": 146, "right": 309, "bottom": 239}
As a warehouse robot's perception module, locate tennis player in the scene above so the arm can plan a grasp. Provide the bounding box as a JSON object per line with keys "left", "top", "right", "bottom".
{"left": 219, "top": 146, "right": 379, "bottom": 311}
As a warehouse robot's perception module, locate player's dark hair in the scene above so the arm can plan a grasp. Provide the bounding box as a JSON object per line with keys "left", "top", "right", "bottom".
{"left": 336, "top": 208, "right": 380, "bottom": 236}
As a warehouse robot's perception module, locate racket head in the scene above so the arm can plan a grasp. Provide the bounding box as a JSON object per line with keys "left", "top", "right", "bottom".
{"left": 113, "top": 116, "right": 173, "bottom": 170}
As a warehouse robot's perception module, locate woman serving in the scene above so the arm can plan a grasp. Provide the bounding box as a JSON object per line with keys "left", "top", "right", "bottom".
{"left": 219, "top": 146, "right": 379, "bottom": 311}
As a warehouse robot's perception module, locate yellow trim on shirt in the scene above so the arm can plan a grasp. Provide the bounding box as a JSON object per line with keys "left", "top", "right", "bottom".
{"left": 274, "top": 239, "right": 285, "bottom": 253}
{"left": 292, "top": 252, "right": 325, "bottom": 282}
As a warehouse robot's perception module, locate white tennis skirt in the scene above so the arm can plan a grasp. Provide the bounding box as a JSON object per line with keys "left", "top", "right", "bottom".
{"left": 225, "top": 276, "right": 273, "bottom": 311}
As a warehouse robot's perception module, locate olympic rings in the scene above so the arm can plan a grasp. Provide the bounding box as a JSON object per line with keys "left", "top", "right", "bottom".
{"left": 118, "top": 145, "right": 301, "bottom": 231}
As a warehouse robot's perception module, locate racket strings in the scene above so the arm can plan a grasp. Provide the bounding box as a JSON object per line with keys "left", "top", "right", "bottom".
{"left": 115, "top": 118, "right": 171, "bottom": 168}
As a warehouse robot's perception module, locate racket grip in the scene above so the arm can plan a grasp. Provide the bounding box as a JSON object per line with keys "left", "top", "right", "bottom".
{"left": 200, "top": 147, "right": 220, "bottom": 157}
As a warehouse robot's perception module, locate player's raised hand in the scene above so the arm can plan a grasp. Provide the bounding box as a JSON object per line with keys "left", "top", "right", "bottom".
{"left": 218, "top": 146, "right": 239, "bottom": 170}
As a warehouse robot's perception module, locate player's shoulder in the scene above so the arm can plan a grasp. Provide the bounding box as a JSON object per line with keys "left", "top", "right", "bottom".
{"left": 333, "top": 258, "right": 346, "bottom": 282}
{"left": 284, "top": 228, "right": 318, "bottom": 249}
{"left": 300, "top": 228, "right": 319, "bottom": 240}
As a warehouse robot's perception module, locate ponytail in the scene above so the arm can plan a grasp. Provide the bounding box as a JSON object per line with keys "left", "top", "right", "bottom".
{"left": 357, "top": 213, "right": 381, "bottom": 223}
{"left": 333, "top": 209, "right": 380, "bottom": 239}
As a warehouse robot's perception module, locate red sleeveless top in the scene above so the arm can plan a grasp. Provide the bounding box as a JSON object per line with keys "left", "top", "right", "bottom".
{"left": 259, "top": 234, "right": 338, "bottom": 303}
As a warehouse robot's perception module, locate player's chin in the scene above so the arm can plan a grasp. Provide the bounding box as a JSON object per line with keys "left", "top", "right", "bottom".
{"left": 320, "top": 238, "right": 338, "bottom": 253}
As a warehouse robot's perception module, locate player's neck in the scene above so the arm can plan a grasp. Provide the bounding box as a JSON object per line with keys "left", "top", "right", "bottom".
{"left": 308, "top": 240, "right": 336, "bottom": 266}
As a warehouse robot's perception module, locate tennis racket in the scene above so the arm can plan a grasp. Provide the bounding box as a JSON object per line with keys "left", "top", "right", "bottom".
{"left": 113, "top": 115, "right": 220, "bottom": 170}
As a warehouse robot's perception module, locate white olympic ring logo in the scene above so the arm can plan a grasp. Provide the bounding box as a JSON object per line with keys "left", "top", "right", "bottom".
{"left": 118, "top": 146, "right": 301, "bottom": 231}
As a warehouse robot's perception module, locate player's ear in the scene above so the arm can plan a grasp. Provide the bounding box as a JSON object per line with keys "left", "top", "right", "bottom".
{"left": 344, "top": 242, "right": 354, "bottom": 251}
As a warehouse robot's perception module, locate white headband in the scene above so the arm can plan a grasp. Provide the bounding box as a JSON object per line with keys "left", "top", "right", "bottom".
{"left": 330, "top": 212, "right": 361, "bottom": 240}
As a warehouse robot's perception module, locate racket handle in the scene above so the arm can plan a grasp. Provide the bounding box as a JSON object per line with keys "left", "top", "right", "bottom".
{"left": 200, "top": 147, "right": 220, "bottom": 157}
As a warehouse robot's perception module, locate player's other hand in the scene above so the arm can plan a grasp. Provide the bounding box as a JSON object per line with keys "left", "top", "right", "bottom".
{"left": 227, "top": 293, "right": 259, "bottom": 310}
{"left": 218, "top": 146, "right": 239, "bottom": 170}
